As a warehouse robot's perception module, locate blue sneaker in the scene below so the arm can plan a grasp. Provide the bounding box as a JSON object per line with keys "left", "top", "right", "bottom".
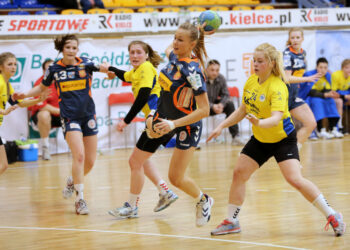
{"left": 108, "top": 202, "right": 138, "bottom": 219}
{"left": 211, "top": 219, "right": 241, "bottom": 235}
{"left": 309, "top": 130, "right": 319, "bottom": 141}
{"left": 154, "top": 190, "right": 178, "bottom": 212}
{"left": 325, "top": 212, "right": 346, "bottom": 237}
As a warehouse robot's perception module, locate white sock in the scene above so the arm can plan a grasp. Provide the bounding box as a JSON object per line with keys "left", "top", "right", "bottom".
{"left": 195, "top": 191, "right": 204, "bottom": 203}
{"left": 312, "top": 194, "right": 335, "bottom": 218}
{"left": 41, "top": 137, "right": 49, "bottom": 148}
{"left": 157, "top": 180, "right": 168, "bottom": 195}
{"left": 128, "top": 193, "right": 140, "bottom": 208}
{"left": 228, "top": 204, "right": 241, "bottom": 223}
{"left": 74, "top": 184, "right": 84, "bottom": 202}
{"left": 338, "top": 118, "right": 343, "bottom": 128}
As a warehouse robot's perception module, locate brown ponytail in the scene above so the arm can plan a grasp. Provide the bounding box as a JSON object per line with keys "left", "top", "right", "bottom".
{"left": 128, "top": 40, "right": 163, "bottom": 68}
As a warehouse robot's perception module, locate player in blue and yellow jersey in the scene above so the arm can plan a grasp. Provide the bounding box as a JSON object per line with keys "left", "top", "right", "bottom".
{"left": 102, "top": 41, "right": 178, "bottom": 219}
{"left": 283, "top": 28, "right": 321, "bottom": 145}
{"left": 13, "top": 35, "right": 109, "bottom": 215}
{"left": 332, "top": 59, "right": 350, "bottom": 132}
{"left": 109, "top": 22, "right": 214, "bottom": 227}
{"left": 208, "top": 43, "right": 345, "bottom": 237}
{"left": 0, "top": 52, "right": 48, "bottom": 181}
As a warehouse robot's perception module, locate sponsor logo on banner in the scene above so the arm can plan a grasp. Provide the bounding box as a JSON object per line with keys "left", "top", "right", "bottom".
{"left": 98, "top": 14, "right": 132, "bottom": 30}
{"left": 300, "top": 9, "right": 329, "bottom": 24}
{"left": 242, "top": 53, "right": 254, "bottom": 78}
{"left": 10, "top": 57, "right": 26, "bottom": 83}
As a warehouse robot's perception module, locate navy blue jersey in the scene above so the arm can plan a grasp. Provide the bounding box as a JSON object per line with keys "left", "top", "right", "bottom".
{"left": 283, "top": 46, "right": 307, "bottom": 100}
{"left": 157, "top": 52, "right": 206, "bottom": 120}
{"left": 42, "top": 57, "right": 99, "bottom": 119}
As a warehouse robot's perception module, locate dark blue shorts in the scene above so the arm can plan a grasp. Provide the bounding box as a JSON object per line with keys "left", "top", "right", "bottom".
{"left": 288, "top": 84, "right": 305, "bottom": 110}
{"left": 61, "top": 115, "right": 98, "bottom": 137}
{"left": 136, "top": 121, "right": 202, "bottom": 153}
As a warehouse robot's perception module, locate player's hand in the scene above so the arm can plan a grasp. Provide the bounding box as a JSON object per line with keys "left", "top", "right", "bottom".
{"left": 99, "top": 62, "right": 110, "bottom": 73}
{"left": 206, "top": 126, "right": 223, "bottom": 142}
{"left": 154, "top": 118, "right": 175, "bottom": 135}
{"left": 106, "top": 71, "right": 116, "bottom": 80}
{"left": 307, "top": 72, "right": 322, "bottom": 83}
{"left": 246, "top": 113, "right": 259, "bottom": 126}
{"left": 2, "top": 105, "right": 17, "bottom": 115}
{"left": 201, "top": 22, "right": 216, "bottom": 35}
{"left": 145, "top": 117, "right": 162, "bottom": 138}
{"left": 12, "top": 92, "right": 26, "bottom": 101}
{"left": 116, "top": 120, "right": 127, "bottom": 132}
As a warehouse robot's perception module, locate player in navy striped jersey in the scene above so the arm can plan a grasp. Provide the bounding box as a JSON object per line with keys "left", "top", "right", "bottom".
{"left": 13, "top": 35, "right": 109, "bottom": 215}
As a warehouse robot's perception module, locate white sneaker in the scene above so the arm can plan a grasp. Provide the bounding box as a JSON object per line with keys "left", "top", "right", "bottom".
{"left": 108, "top": 202, "right": 138, "bottom": 219}
{"left": 154, "top": 190, "right": 178, "bottom": 212}
{"left": 331, "top": 127, "right": 344, "bottom": 138}
{"left": 62, "top": 176, "right": 74, "bottom": 199}
{"left": 75, "top": 199, "right": 89, "bottom": 215}
{"left": 196, "top": 194, "right": 214, "bottom": 227}
{"left": 319, "top": 128, "right": 335, "bottom": 139}
{"left": 231, "top": 136, "right": 246, "bottom": 146}
{"left": 42, "top": 146, "right": 51, "bottom": 160}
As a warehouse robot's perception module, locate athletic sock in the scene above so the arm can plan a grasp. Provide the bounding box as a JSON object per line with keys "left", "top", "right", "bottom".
{"left": 74, "top": 184, "right": 84, "bottom": 202}
{"left": 129, "top": 193, "right": 140, "bottom": 208}
{"left": 157, "top": 180, "right": 169, "bottom": 195}
{"left": 312, "top": 193, "right": 335, "bottom": 217}
{"left": 228, "top": 204, "right": 241, "bottom": 223}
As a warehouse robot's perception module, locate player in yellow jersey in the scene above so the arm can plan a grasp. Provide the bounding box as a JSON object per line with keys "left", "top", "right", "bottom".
{"left": 101, "top": 41, "right": 178, "bottom": 219}
{"left": 208, "top": 43, "right": 345, "bottom": 237}
{"left": 331, "top": 59, "right": 350, "bottom": 133}
{"left": 0, "top": 52, "right": 48, "bottom": 179}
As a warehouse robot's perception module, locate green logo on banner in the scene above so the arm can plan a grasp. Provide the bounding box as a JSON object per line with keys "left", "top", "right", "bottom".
{"left": 10, "top": 57, "right": 26, "bottom": 83}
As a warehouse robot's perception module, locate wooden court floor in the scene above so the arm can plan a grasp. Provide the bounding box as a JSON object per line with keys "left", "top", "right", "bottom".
{"left": 0, "top": 137, "right": 349, "bottom": 250}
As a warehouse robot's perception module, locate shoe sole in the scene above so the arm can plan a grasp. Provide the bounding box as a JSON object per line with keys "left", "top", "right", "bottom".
{"left": 211, "top": 228, "right": 241, "bottom": 236}
{"left": 108, "top": 210, "right": 138, "bottom": 219}
{"left": 154, "top": 195, "right": 179, "bottom": 212}
{"left": 76, "top": 210, "right": 89, "bottom": 215}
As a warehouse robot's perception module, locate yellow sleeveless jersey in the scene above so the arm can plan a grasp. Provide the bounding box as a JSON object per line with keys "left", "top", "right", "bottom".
{"left": 312, "top": 76, "right": 331, "bottom": 91}
{"left": 243, "top": 74, "right": 294, "bottom": 143}
{"left": 331, "top": 70, "right": 350, "bottom": 91}
{"left": 124, "top": 61, "right": 161, "bottom": 117}
{"left": 0, "top": 74, "right": 15, "bottom": 126}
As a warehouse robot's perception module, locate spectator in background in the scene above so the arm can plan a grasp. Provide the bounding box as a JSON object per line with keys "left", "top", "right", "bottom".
{"left": 331, "top": 59, "right": 350, "bottom": 133}
{"left": 28, "top": 59, "right": 60, "bottom": 160}
{"left": 299, "top": 58, "right": 343, "bottom": 139}
{"left": 39, "top": 0, "right": 104, "bottom": 13}
{"left": 206, "top": 60, "right": 244, "bottom": 145}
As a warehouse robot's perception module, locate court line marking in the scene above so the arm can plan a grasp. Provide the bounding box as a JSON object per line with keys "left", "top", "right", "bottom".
{"left": 0, "top": 226, "right": 309, "bottom": 250}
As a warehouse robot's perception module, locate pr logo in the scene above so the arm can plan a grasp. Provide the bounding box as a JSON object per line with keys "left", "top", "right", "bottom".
{"left": 10, "top": 57, "right": 26, "bottom": 83}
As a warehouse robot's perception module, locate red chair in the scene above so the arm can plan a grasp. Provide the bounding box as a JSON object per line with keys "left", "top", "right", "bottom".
{"left": 108, "top": 93, "right": 146, "bottom": 148}
{"left": 228, "top": 86, "right": 240, "bottom": 109}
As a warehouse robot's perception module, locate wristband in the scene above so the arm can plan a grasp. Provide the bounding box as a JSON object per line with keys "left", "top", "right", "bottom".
{"left": 164, "top": 119, "right": 175, "bottom": 130}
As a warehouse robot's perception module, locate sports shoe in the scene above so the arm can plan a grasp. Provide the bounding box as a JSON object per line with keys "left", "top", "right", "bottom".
{"left": 319, "top": 128, "right": 335, "bottom": 139}
{"left": 196, "top": 194, "right": 214, "bottom": 227}
{"left": 62, "top": 176, "right": 74, "bottom": 199}
{"left": 154, "top": 190, "right": 179, "bottom": 212}
{"left": 75, "top": 199, "right": 89, "bottom": 215}
{"left": 309, "top": 130, "right": 319, "bottom": 141}
{"left": 42, "top": 145, "right": 51, "bottom": 160}
{"left": 331, "top": 127, "right": 344, "bottom": 138}
{"left": 325, "top": 212, "right": 346, "bottom": 237}
{"left": 231, "top": 136, "right": 246, "bottom": 146}
{"left": 211, "top": 219, "right": 241, "bottom": 235}
{"left": 108, "top": 202, "right": 138, "bottom": 219}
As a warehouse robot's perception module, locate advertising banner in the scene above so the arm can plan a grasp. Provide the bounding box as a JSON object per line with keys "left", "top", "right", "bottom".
{"left": 0, "top": 8, "right": 349, "bottom": 36}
